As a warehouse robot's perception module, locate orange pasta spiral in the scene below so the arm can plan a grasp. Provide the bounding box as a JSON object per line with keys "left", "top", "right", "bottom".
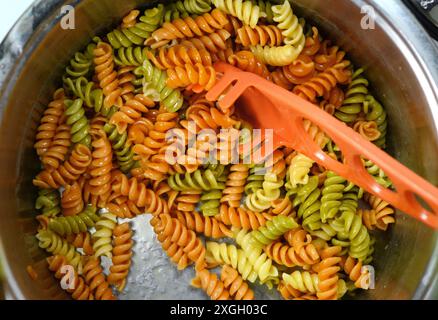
{"left": 61, "top": 182, "right": 84, "bottom": 216}
{"left": 363, "top": 194, "right": 395, "bottom": 231}
{"left": 88, "top": 129, "right": 113, "bottom": 207}
{"left": 108, "top": 222, "right": 133, "bottom": 292}
{"left": 41, "top": 124, "right": 71, "bottom": 171}
{"left": 293, "top": 62, "right": 352, "bottom": 103}
{"left": 341, "top": 255, "right": 371, "bottom": 289}
{"left": 277, "top": 281, "right": 317, "bottom": 300}
{"left": 46, "top": 255, "right": 94, "bottom": 300}
{"left": 151, "top": 215, "right": 191, "bottom": 270}
{"left": 133, "top": 111, "right": 179, "bottom": 158}
{"left": 265, "top": 241, "right": 312, "bottom": 268}
{"left": 302, "top": 27, "right": 321, "bottom": 57}
{"left": 267, "top": 149, "right": 287, "bottom": 179}
{"left": 148, "top": 9, "right": 229, "bottom": 44}
{"left": 280, "top": 55, "right": 316, "bottom": 85}
{"left": 33, "top": 144, "right": 92, "bottom": 189}
{"left": 313, "top": 245, "right": 342, "bottom": 300}
{"left": 136, "top": 154, "right": 172, "bottom": 182}
{"left": 236, "top": 25, "right": 283, "bottom": 47}
{"left": 270, "top": 197, "right": 295, "bottom": 217}
{"left": 34, "top": 89, "right": 66, "bottom": 157}
{"left": 221, "top": 164, "right": 249, "bottom": 208}
{"left": 284, "top": 228, "right": 320, "bottom": 264}
{"left": 94, "top": 42, "right": 123, "bottom": 108}
{"left": 83, "top": 257, "right": 117, "bottom": 300}
{"left": 221, "top": 265, "right": 254, "bottom": 300}
{"left": 118, "top": 66, "right": 136, "bottom": 102}
{"left": 121, "top": 10, "right": 140, "bottom": 29}
{"left": 228, "top": 51, "right": 271, "bottom": 80}
{"left": 192, "top": 269, "right": 230, "bottom": 300}
{"left": 66, "top": 232, "right": 94, "bottom": 255}
{"left": 315, "top": 41, "right": 347, "bottom": 71}
{"left": 128, "top": 118, "right": 154, "bottom": 144}
{"left": 353, "top": 120, "right": 381, "bottom": 142}
{"left": 180, "top": 30, "right": 232, "bottom": 55}
{"left": 166, "top": 63, "right": 217, "bottom": 92}
{"left": 111, "top": 173, "right": 169, "bottom": 216}
{"left": 217, "top": 204, "right": 272, "bottom": 230}
{"left": 181, "top": 103, "right": 239, "bottom": 133}
{"left": 173, "top": 210, "right": 232, "bottom": 238}
{"left": 110, "top": 94, "right": 155, "bottom": 134}
{"left": 147, "top": 45, "right": 213, "bottom": 70}
{"left": 175, "top": 190, "right": 202, "bottom": 212}
{"left": 157, "top": 213, "right": 206, "bottom": 271}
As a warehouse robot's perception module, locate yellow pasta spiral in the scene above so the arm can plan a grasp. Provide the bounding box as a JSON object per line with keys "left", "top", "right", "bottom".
{"left": 272, "top": 0, "right": 305, "bottom": 48}
{"left": 250, "top": 44, "right": 303, "bottom": 66}
{"left": 92, "top": 212, "right": 117, "bottom": 259}
{"left": 212, "top": 0, "right": 265, "bottom": 28}
{"left": 282, "top": 270, "right": 319, "bottom": 295}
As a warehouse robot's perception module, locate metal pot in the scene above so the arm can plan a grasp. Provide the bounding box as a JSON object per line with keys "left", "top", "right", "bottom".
{"left": 0, "top": 0, "right": 437, "bottom": 300}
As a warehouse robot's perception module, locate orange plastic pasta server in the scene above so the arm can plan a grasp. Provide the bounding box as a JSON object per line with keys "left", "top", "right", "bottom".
{"left": 206, "top": 62, "right": 438, "bottom": 229}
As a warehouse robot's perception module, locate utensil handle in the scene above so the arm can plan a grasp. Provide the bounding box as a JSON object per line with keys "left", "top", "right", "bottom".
{"left": 208, "top": 62, "right": 438, "bottom": 229}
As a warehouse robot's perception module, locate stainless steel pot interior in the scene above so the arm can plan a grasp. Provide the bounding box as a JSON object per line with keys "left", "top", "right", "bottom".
{"left": 0, "top": 0, "right": 437, "bottom": 299}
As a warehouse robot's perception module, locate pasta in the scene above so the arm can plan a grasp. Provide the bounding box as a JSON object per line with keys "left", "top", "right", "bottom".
{"left": 33, "top": 144, "right": 92, "bottom": 189}
{"left": 221, "top": 265, "right": 254, "bottom": 300}
{"left": 107, "top": 5, "right": 164, "bottom": 49}
{"left": 228, "top": 51, "right": 272, "bottom": 80}
{"left": 92, "top": 212, "right": 117, "bottom": 259}
{"left": 35, "top": 189, "right": 61, "bottom": 217}
{"left": 49, "top": 206, "right": 99, "bottom": 236}
{"left": 108, "top": 222, "right": 133, "bottom": 292}
{"left": 363, "top": 194, "right": 395, "bottom": 231}
{"left": 36, "top": 229, "right": 83, "bottom": 272}
{"left": 217, "top": 204, "right": 272, "bottom": 230}
{"left": 236, "top": 25, "right": 283, "bottom": 47}
{"left": 35, "top": 90, "right": 66, "bottom": 156}
{"left": 134, "top": 59, "right": 184, "bottom": 112}
{"left": 173, "top": 210, "right": 232, "bottom": 238}
{"left": 61, "top": 182, "right": 84, "bottom": 216}
{"left": 148, "top": 45, "right": 213, "bottom": 70}
{"left": 206, "top": 242, "right": 258, "bottom": 282}
{"left": 83, "top": 257, "right": 117, "bottom": 300}
{"left": 212, "top": 0, "right": 264, "bottom": 28}
{"left": 250, "top": 215, "right": 298, "bottom": 248}
{"left": 64, "top": 99, "right": 92, "bottom": 147}
{"left": 41, "top": 124, "right": 71, "bottom": 171}
{"left": 147, "top": 9, "right": 229, "bottom": 44}
{"left": 47, "top": 255, "right": 94, "bottom": 300}
{"left": 192, "top": 269, "right": 230, "bottom": 300}
{"left": 31, "top": 2, "right": 394, "bottom": 300}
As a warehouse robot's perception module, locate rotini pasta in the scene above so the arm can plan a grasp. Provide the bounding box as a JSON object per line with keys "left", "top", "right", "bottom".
{"left": 236, "top": 25, "right": 283, "bottom": 47}
{"left": 64, "top": 99, "right": 91, "bottom": 147}
{"left": 363, "top": 193, "right": 395, "bottom": 231}
{"left": 108, "top": 222, "right": 133, "bottom": 292}
{"left": 35, "top": 189, "right": 61, "bottom": 217}
{"left": 212, "top": 0, "right": 264, "bottom": 28}
{"left": 173, "top": 210, "right": 232, "bottom": 238}
{"left": 192, "top": 269, "right": 230, "bottom": 300}
{"left": 221, "top": 265, "right": 254, "bottom": 300}
{"left": 250, "top": 214, "right": 298, "bottom": 248}
{"left": 272, "top": 0, "right": 305, "bottom": 49}
{"left": 83, "top": 257, "right": 117, "bottom": 300}
{"left": 49, "top": 206, "right": 99, "bottom": 236}
{"left": 228, "top": 50, "right": 271, "bottom": 80}
{"left": 61, "top": 182, "right": 84, "bottom": 216}
{"left": 92, "top": 212, "right": 117, "bottom": 259}
{"left": 41, "top": 124, "right": 71, "bottom": 171}
{"left": 217, "top": 204, "right": 272, "bottom": 230}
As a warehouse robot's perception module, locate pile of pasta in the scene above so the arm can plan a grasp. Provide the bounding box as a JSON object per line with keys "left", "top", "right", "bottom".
{"left": 32, "top": 0, "right": 395, "bottom": 300}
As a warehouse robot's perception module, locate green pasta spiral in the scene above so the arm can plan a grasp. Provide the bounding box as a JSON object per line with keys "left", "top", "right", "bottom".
{"left": 35, "top": 189, "right": 61, "bottom": 217}
{"left": 168, "top": 168, "right": 226, "bottom": 192}
{"left": 64, "top": 98, "right": 91, "bottom": 147}
{"left": 244, "top": 164, "right": 265, "bottom": 194}
{"left": 103, "top": 123, "right": 138, "bottom": 173}
{"left": 296, "top": 176, "right": 321, "bottom": 231}
{"left": 282, "top": 271, "right": 319, "bottom": 294}
{"left": 115, "top": 46, "right": 147, "bottom": 67}
{"left": 245, "top": 172, "right": 283, "bottom": 212}
{"left": 339, "top": 210, "right": 371, "bottom": 261}
{"left": 335, "top": 68, "right": 369, "bottom": 123}
{"left": 166, "top": 0, "right": 212, "bottom": 18}
{"left": 254, "top": 0, "right": 274, "bottom": 23}
{"left": 65, "top": 77, "right": 117, "bottom": 118}
{"left": 63, "top": 39, "right": 98, "bottom": 85}
{"left": 107, "top": 5, "right": 164, "bottom": 49}
{"left": 134, "top": 59, "right": 184, "bottom": 112}
{"left": 48, "top": 206, "right": 99, "bottom": 236}
{"left": 250, "top": 214, "right": 298, "bottom": 248}
{"left": 200, "top": 166, "right": 227, "bottom": 216}
{"left": 36, "top": 229, "right": 83, "bottom": 272}
{"left": 365, "top": 95, "right": 387, "bottom": 148}
{"left": 364, "top": 160, "right": 392, "bottom": 188}
{"left": 320, "top": 172, "right": 345, "bottom": 223}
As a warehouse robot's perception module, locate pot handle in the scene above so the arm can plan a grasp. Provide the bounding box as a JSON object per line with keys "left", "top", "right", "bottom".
{"left": 403, "top": 0, "right": 438, "bottom": 41}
